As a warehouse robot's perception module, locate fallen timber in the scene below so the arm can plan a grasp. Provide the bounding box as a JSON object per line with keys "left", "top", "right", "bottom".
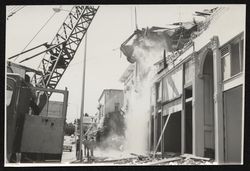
{"left": 70, "top": 151, "right": 214, "bottom": 165}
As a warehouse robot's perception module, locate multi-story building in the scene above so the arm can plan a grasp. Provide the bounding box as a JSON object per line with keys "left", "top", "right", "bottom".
{"left": 96, "top": 89, "right": 124, "bottom": 129}
{"left": 120, "top": 6, "right": 245, "bottom": 164}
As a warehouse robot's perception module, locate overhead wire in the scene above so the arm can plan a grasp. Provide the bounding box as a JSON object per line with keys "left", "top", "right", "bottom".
{"left": 14, "top": 10, "right": 57, "bottom": 62}
{"left": 8, "top": 6, "right": 21, "bottom": 14}
{"left": 8, "top": 6, "right": 19, "bottom": 13}
{"left": 14, "top": 6, "right": 25, "bottom": 13}
{"left": 7, "top": 6, "right": 25, "bottom": 20}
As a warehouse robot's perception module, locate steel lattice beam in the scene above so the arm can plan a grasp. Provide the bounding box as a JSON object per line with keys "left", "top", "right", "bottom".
{"left": 31, "top": 5, "right": 98, "bottom": 97}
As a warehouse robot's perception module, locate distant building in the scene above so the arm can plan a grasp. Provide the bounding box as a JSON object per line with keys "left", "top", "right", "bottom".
{"left": 95, "top": 89, "right": 125, "bottom": 148}
{"left": 96, "top": 89, "right": 124, "bottom": 129}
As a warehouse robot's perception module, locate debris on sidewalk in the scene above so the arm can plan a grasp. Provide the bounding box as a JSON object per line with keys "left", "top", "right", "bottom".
{"left": 70, "top": 149, "right": 215, "bottom": 165}
{"left": 143, "top": 157, "right": 182, "bottom": 165}
{"left": 130, "top": 153, "right": 148, "bottom": 160}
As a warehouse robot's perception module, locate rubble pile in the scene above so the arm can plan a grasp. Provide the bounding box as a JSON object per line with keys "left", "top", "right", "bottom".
{"left": 129, "top": 154, "right": 215, "bottom": 165}
{"left": 87, "top": 153, "right": 215, "bottom": 165}
{"left": 168, "top": 158, "right": 214, "bottom": 165}
{"left": 73, "top": 151, "right": 215, "bottom": 165}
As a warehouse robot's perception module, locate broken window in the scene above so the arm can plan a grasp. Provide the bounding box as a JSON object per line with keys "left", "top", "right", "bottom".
{"left": 162, "top": 66, "right": 183, "bottom": 101}
{"left": 221, "top": 34, "right": 244, "bottom": 80}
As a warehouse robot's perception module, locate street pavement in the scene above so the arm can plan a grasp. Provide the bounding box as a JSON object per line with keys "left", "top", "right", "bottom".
{"left": 61, "top": 136, "right": 132, "bottom": 164}
{"left": 61, "top": 136, "right": 77, "bottom": 163}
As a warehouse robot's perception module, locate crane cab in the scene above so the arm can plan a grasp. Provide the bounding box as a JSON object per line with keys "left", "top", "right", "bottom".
{"left": 6, "top": 62, "right": 68, "bottom": 163}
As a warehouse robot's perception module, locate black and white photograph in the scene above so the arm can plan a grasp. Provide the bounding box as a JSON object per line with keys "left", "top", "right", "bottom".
{"left": 5, "top": 4, "right": 246, "bottom": 166}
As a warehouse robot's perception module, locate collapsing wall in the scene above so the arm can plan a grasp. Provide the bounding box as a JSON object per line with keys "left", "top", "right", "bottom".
{"left": 121, "top": 20, "right": 200, "bottom": 155}
{"left": 121, "top": 29, "right": 171, "bottom": 154}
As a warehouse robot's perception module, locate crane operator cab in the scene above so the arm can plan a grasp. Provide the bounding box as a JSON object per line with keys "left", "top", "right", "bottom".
{"left": 6, "top": 61, "right": 68, "bottom": 163}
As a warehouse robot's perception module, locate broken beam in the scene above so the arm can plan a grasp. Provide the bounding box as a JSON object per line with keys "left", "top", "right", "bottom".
{"left": 153, "top": 113, "right": 172, "bottom": 158}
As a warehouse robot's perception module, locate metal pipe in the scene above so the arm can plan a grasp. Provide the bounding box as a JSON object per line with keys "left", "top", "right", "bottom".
{"left": 8, "top": 42, "right": 48, "bottom": 60}
{"left": 79, "top": 33, "right": 88, "bottom": 162}
{"left": 18, "top": 41, "right": 66, "bottom": 63}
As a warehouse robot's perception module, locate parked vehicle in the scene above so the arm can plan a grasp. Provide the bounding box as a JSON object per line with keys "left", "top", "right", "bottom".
{"left": 63, "top": 145, "right": 73, "bottom": 152}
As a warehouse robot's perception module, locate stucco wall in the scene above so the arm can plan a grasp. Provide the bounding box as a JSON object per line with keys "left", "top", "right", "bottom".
{"left": 104, "top": 90, "right": 124, "bottom": 114}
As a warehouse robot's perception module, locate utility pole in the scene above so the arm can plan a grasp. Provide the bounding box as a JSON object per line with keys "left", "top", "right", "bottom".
{"left": 134, "top": 6, "right": 138, "bottom": 30}
{"left": 79, "top": 33, "right": 88, "bottom": 162}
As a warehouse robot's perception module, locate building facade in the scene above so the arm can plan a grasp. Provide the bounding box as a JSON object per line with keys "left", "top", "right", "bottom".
{"left": 96, "top": 89, "right": 124, "bottom": 129}
{"left": 150, "top": 7, "right": 245, "bottom": 164}
{"left": 120, "top": 6, "right": 245, "bottom": 164}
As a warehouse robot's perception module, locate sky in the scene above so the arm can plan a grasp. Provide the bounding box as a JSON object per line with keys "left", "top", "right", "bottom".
{"left": 6, "top": 4, "right": 221, "bottom": 123}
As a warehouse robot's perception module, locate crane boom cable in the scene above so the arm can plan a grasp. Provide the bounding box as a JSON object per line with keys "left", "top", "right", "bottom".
{"left": 7, "top": 6, "right": 25, "bottom": 19}
{"left": 8, "top": 6, "right": 19, "bottom": 14}
{"left": 14, "top": 11, "right": 57, "bottom": 62}
{"left": 14, "top": 6, "right": 25, "bottom": 13}
{"left": 31, "top": 6, "right": 98, "bottom": 95}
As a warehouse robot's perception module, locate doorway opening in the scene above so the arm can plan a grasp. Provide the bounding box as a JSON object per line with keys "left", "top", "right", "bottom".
{"left": 202, "top": 50, "right": 215, "bottom": 158}
{"left": 184, "top": 86, "right": 193, "bottom": 154}
{"left": 150, "top": 115, "right": 154, "bottom": 151}
{"left": 223, "top": 85, "right": 243, "bottom": 163}
{"left": 163, "top": 111, "right": 181, "bottom": 153}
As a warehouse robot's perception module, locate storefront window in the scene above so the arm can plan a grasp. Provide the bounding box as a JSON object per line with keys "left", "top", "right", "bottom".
{"left": 222, "top": 53, "right": 231, "bottom": 80}
{"left": 221, "top": 34, "right": 244, "bottom": 80}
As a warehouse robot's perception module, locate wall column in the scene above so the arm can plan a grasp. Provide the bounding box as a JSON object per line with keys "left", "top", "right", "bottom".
{"left": 193, "top": 52, "right": 205, "bottom": 157}
{"left": 211, "top": 36, "right": 224, "bottom": 163}
{"left": 153, "top": 108, "right": 157, "bottom": 150}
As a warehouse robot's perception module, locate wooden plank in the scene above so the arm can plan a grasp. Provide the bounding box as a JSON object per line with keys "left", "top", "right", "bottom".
{"left": 181, "top": 154, "right": 211, "bottom": 161}
{"left": 153, "top": 113, "right": 172, "bottom": 157}
{"left": 144, "top": 157, "right": 182, "bottom": 165}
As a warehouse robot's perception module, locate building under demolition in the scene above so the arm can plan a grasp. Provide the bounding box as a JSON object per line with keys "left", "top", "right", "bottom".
{"left": 95, "top": 89, "right": 125, "bottom": 149}
{"left": 120, "top": 6, "right": 245, "bottom": 164}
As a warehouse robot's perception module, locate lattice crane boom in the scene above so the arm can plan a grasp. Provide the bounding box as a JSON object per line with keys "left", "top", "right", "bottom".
{"left": 30, "top": 5, "right": 99, "bottom": 97}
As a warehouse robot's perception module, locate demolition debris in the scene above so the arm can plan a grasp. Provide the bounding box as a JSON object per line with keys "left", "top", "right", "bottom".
{"left": 72, "top": 153, "right": 215, "bottom": 165}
